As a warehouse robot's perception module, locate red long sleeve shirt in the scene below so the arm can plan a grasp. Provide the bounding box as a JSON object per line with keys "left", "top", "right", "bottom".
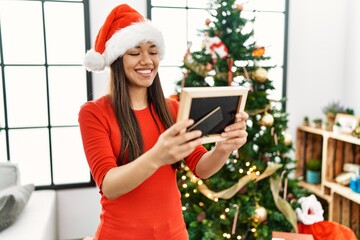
{"left": 78, "top": 96, "right": 207, "bottom": 240}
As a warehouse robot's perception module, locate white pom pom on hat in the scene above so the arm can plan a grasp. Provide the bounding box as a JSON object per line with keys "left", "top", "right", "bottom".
{"left": 83, "top": 4, "right": 165, "bottom": 72}
{"left": 83, "top": 49, "right": 106, "bottom": 72}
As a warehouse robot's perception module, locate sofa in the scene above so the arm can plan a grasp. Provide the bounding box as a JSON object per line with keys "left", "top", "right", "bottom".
{"left": 0, "top": 162, "right": 57, "bottom": 240}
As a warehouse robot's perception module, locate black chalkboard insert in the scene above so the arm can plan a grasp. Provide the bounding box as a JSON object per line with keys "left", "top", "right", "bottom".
{"left": 189, "top": 96, "right": 240, "bottom": 135}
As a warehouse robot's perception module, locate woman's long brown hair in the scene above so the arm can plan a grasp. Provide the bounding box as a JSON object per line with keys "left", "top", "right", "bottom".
{"left": 109, "top": 57, "right": 180, "bottom": 169}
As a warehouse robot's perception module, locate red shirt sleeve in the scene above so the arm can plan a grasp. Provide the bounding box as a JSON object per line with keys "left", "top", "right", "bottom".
{"left": 78, "top": 98, "right": 118, "bottom": 190}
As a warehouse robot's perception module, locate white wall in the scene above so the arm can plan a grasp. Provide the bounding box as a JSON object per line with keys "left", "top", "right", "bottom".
{"left": 343, "top": 0, "right": 360, "bottom": 115}
{"left": 58, "top": 0, "right": 360, "bottom": 239}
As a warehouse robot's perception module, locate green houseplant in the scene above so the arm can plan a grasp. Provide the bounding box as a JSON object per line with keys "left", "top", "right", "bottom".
{"left": 313, "top": 118, "right": 322, "bottom": 129}
{"left": 303, "top": 116, "right": 310, "bottom": 126}
{"left": 333, "top": 121, "right": 342, "bottom": 134}
{"left": 306, "top": 159, "right": 322, "bottom": 184}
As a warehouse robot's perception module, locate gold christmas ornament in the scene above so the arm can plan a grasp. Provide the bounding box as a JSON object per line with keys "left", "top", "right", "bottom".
{"left": 260, "top": 112, "right": 274, "bottom": 127}
{"left": 282, "top": 131, "right": 292, "bottom": 146}
{"left": 254, "top": 205, "right": 267, "bottom": 223}
{"left": 253, "top": 67, "right": 268, "bottom": 83}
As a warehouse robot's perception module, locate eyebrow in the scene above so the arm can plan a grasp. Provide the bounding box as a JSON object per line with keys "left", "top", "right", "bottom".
{"left": 134, "top": 44, "right": 157, "bottom": 49}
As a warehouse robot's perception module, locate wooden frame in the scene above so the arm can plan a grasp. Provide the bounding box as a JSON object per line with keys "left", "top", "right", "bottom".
{"left": 176, "top": 86, "right": 249, "bottom": 144}
{"left": 334, "top": 113, "right": 360, "bottom": 134}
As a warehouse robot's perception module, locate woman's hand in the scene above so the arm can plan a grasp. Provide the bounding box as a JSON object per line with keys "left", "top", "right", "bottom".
{"left": 151, "top": 119, "right": 203, "bottom": 167}
{"left": 215, "top": 111, "right": 249, "bottom": 154}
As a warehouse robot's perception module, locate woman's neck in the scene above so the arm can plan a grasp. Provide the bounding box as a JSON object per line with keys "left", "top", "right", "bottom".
{"left": 129, "top": 88, "right": 148, "bottom": 110}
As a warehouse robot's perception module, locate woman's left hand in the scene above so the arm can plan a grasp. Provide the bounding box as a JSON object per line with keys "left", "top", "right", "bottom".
{"left": 215, "top": 111, "right": 249, "bottom": 154}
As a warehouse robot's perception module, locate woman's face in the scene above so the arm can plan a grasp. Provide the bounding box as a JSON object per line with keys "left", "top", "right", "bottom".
{"left": 123, "top": 41, "right": 160, "bottom": 90}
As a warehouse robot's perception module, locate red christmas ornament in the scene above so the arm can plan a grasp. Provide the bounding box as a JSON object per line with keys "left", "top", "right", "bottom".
{"left": 203, "top": 35, "right": 229, "bottom": 61}
{"left": 236, "top": 4, "right": 244, "bottom": 11}
{"left": 227, "top": 57, "right": 234, "bottom": 85}
{"left": 205, "top": 18, "right": 211, "bottom": 26}
{"left": 205, "top": 63, "right": 213, "bottom": 71}
{"left": 197, "top": 212, "right": 206, "bottom": 222}
{"left": 287, "top": 193, "right": 295, "bottom": 201}
{"left": 169, "top": 93, "right": 179, "bottom": 101}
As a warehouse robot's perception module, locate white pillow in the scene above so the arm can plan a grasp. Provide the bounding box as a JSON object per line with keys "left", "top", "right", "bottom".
{"left": 0, "top": 184, "right": 34, "bottom": 231}
{"left": 0, "top": 162, "right": 20, "bottom": 191}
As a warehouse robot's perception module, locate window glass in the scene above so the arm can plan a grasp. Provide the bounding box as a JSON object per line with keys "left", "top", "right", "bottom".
{"left": 267, "top": 67, "right": 284, "bottom": 101}
{"left": 0, "top": 1, "right": 45, "bottom": 64}
{"left": 187, "top": 9, "right": 212, "bottom": 52}
{"left": 52, "top": 127, "right": 90, "bottom": 184}
{"left": 0, "top": 69, "right": 5, "bottom": 162}
{"left": 151, "top": 8, "right": 187, "bottom": 66}
{"left": 151, "top": 0, "right": 186, "bottom": 7}
{"left": 9, "top": 128, "right": 51, "bottom": 186}
{"left": 48, "top": 66, "right": 87, "bottom": 126}
{"left": 245, "top": 0, "right": 285, "bottom": 12}
{"left": 254, "top": 12, "right": 285, "bottom": 66}
{"left": 159, "top": 66, "right": 183, "bottom": 97}
{"left": 0, "top": 69, "right": 4, "bottom": 127}
{"left": 0, "top": 0, "right": 91, "bottom": 188}
{"left": 0, "top": 132, "right": 6, "bottom": 162}
{"left": 187, "top": 0, "right": 209, "bottom": 8}
{"left": 44, "top": 2, "right": 85, "bottom": 64}
{"left": 5, "top": 67, "right": 48, "bottom": 128}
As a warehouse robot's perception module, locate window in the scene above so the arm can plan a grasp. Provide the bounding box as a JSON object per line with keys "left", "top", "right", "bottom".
{"left": 147, "top": 0, "right": 288, "bottom": 101}
{"left": 0, "top": 0, "right": 93, "bottom": 189}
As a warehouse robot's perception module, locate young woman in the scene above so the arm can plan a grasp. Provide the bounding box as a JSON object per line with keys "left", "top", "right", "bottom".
{"left": 79, "top": 4, "right": 248, "bottom": 240}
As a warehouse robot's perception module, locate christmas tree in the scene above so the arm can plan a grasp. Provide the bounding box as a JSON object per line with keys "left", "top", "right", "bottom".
{"left": 175, "top": 0, "right": 307, "bottom": 239}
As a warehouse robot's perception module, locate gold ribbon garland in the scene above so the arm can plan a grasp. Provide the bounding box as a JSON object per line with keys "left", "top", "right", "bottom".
{"left": 270, "top": 175, "right": 298, "bottom": 233}
{"left": 246, "top": 104, "right": 270, "bottom": 116}
{"left": 186, "top": 163, "right": 282, "bottom": 200}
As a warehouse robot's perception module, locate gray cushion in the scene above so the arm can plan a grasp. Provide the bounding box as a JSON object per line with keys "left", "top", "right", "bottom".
{"left": 0, "top": 162, "right": 20, "bottom": 191}
{"left": 0, "top": 184, "right": 34, "bottom": 231}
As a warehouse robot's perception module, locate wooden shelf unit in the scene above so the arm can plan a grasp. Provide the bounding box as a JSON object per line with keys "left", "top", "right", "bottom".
{"left": 296, "top": 125, "right": 360, "bottom": 233}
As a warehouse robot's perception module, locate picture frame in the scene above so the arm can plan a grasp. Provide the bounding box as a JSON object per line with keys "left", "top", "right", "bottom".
{"left": 334, "top": 113, "right": 360, "bottom": 134}
{"left": 176, "top": 86, "right": 249, "bottom": 144}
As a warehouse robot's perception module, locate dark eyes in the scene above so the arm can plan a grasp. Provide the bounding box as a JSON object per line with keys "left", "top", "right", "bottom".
{"left": 127, "top": 52, "right": 158, "bottom": 56}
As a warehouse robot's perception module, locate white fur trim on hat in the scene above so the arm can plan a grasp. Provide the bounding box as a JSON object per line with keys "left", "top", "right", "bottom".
{"left": 84, "top": 20, "right": 165, "bottom": 72}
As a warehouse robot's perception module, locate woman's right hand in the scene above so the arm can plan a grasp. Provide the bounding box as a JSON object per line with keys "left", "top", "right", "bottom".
{"left": 151, "top": 119, "right": 203, "bottom": 167}
{"left": 101, "top": 119, "right": 202, "bottom": 199}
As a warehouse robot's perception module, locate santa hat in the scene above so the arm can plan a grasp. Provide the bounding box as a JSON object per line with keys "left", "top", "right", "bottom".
{"left": 83, "top": 4, "right": 165, "bottom": 72}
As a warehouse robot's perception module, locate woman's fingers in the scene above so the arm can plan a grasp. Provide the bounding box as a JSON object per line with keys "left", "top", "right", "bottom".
{"left": 221, "top": 112, "right": 247, "bottom": 138}
{"left": 163, "top": 119, "right": 191, "bottom": 136}
{"left": 154, "top": 119, "right": 203, "bottom": 165}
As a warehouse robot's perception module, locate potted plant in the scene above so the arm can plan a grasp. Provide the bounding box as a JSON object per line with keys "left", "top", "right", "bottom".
{"left": 333, "top": 121, "right": 342, "bottom": 134}
{"left": 313, "top": 118, "right": 322, "bottom": 129}
{"left": 306, "top": 159, "right": 322, "bottom": 184}
{"left": 303, "top": 116, "right": 310, "bottom": 126}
